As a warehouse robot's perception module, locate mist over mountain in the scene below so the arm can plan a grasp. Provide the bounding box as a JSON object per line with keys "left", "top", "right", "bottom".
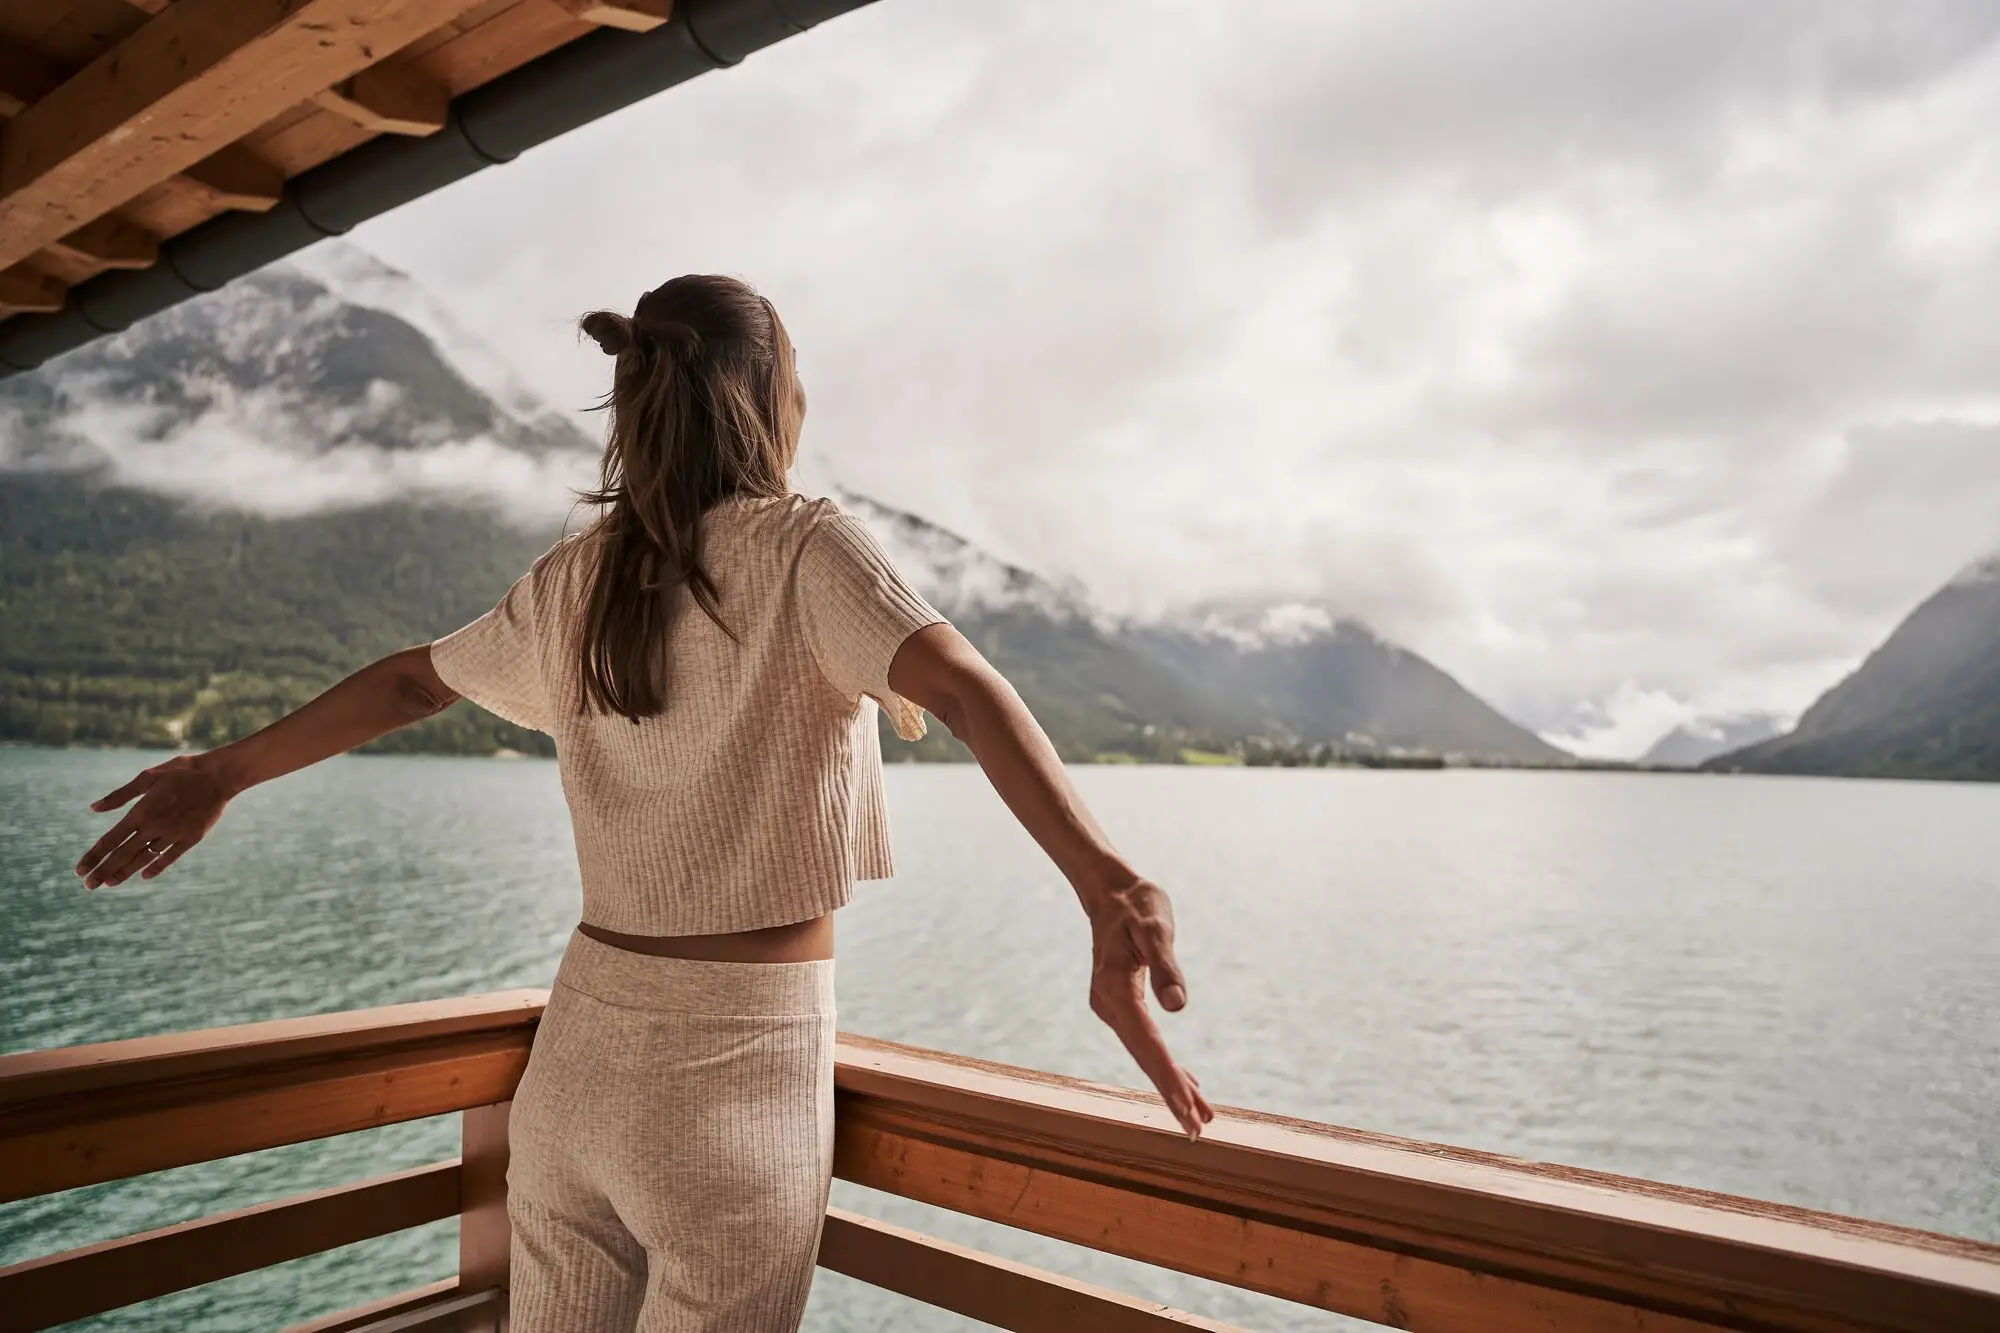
{"left": 0, "top": 247, "right": 598, "bottom": 526}
{"left": 1707, "top": 556, "right": 2000, "bottom": 781}
{"left": 1127, "top": 606, "right": 1569, "bottom": 764}
{"left": 2, "top": 244, "right": 1561, "bottom": 765}
{"left": 1639, "top": 714, "right": 1786, "bottom": 768}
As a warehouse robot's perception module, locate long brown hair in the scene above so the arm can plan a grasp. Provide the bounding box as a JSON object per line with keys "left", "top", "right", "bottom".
{"left": 574, "top": 275, "right": 802, "bottom": 722}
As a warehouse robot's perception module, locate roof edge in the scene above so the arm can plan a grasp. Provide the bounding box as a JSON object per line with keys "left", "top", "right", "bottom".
{"left": 0, "top": 0, "right": 876, "bottom": 377}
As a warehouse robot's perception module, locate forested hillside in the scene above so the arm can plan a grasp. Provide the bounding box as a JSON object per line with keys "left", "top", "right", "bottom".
{"left": 0, "top": 469, "right": 557, "bottom": 755}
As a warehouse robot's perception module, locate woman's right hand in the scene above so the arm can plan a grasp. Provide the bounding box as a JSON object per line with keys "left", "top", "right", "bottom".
{"left": 1085, "top": 874, "right": 1214, "bottom": 1139}
{"left": 74, "top": 755, "right": 235, "bottom": 889}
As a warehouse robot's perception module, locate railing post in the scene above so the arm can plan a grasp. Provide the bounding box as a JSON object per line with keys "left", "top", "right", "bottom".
{"left": 459, "top": 1101, "right": 512, "bottom": 1331}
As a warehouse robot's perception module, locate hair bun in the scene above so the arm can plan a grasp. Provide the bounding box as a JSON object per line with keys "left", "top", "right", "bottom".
{"left": 637, "top": 317, "right": 704, "bottom": 359}
{"left": 580, "top": 310, "right": 633, "bottom": 356}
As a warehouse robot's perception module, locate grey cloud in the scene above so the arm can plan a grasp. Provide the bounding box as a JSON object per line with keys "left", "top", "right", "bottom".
{"left": 1232, "top": 2, "right": 2000, "bottom": 215}
{"left": 337, "top": 0, "right": 2000, "bottom": 755}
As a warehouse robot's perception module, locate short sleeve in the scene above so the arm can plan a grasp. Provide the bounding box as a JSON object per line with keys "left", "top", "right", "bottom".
{"left": 797, "top": 513, "right": 946, "bottom": 741}
{"left": 431, "top": 568, "right": 553, "bottom": 734}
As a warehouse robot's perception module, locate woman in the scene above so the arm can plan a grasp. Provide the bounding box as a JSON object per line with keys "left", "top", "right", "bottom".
{"left": 73, "top": 274, "right": 1211, "bottom": 1331}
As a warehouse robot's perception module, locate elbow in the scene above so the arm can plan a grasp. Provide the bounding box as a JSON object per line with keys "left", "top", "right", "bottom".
{"left": 932, "top": 666, "right": 1012, "bottom": 747}
{"left": 931, "top": 688, "right": 969, "bottom": 742}
{"left": 388, "top": 663, "right": 454, "bottom": 723}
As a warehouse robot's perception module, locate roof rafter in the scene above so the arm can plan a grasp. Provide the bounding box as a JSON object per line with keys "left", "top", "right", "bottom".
{"left": 552, "top": 0, "right": 674, "bottom": 33}
{"left": 47, "top": 216, "right": 161, "bottom": 272}
{"left": 0, "top": 0, "right": 495, "bottom": 273}
{"left": 0, "top": 265, "right": 65, "bottom": 316}
{"left": 313, "top": 61, "right": 449, "bottom": 137}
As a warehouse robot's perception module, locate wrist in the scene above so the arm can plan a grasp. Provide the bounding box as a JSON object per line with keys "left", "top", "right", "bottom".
{"left": 192, "top": 744, "right": 254, "bottom": 799}
{"left": 1070, "top": 853, "right": 1142, "bottom": 913}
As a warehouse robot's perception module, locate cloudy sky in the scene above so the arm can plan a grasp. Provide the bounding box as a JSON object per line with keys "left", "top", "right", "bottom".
{"left": 340, "top": 0, "right": 2000, "bottom": 756}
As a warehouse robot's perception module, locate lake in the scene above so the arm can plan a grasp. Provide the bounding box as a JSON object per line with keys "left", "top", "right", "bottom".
{"left": 2, "top": 748, "right": 1997, "bottom": 1330}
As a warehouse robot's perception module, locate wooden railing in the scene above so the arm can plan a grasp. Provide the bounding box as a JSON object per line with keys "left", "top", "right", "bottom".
{"left": 3, "top": 993, "right": 1997, "bottom": 1332}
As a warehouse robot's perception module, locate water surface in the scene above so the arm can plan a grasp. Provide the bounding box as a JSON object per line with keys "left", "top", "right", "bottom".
{"left": 3, "top": 749, "right": 1996, "bottom": 1329}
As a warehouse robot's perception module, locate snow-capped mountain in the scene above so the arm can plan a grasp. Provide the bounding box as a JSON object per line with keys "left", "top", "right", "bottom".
{"left": 832, "top": 490, "right": 1094, "bottom": 621}
{"left": 0, "top": 244, "right": 600, "bottom": 523}
{"left": 1639, "top": 713, "right": 1785, "bottom": 768}
{"left": 1, "top": 243, "right": 1567, "bottom": 764}
{"left": 11, "top": 252, "right": 595, "bottom": 462}
{"left": 288, "top": 243, "right": 590, "bottom": 446}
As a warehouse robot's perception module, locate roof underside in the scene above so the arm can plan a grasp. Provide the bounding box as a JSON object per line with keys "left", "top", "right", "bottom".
{"left": 0, "top": 0, "right": 864, "bottom": 376}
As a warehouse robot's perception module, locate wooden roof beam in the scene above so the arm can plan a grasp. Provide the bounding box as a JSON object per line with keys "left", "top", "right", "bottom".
{"left": 0, "top": 0, "right": 495, "bottom": 273}
{"left": 313, "top": 62, "right": 449, "bottom": 137}
{"left": 553, "top": 1, "right": 674, "bottom": 34}
{"left": 0, "top": 37, "right": 64, "bottom": 118}
{"left": 1, "top": 39, "right": 280, "bottom": 227}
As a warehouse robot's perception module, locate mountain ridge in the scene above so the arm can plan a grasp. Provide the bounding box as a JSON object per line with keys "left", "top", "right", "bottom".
{"left": 1639, "top": 714, "right": 1785, "bottom": 768}
{"left": 1706, "top": 553, "right": 2000, "bottom": 781}
{"left": 1, "top": 243, "right": 1565, "bottom": 766}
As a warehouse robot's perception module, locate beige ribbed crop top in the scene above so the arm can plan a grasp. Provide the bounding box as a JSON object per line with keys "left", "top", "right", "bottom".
{"left": 429, "top": 494, "right": 946, "bottom": 935}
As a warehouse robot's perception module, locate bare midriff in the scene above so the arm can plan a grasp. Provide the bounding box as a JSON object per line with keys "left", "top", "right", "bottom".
{"left": 577, "top": 913, "right": 834, "bottom": 963}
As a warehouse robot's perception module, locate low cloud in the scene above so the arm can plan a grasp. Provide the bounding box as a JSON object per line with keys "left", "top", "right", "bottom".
{"left": 7, "top": 388, "right": 596, "bottom": 528}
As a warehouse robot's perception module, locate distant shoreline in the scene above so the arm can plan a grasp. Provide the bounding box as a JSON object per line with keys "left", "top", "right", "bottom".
{"left": 9, "top": 740, "right": 1992, "bottom": 783}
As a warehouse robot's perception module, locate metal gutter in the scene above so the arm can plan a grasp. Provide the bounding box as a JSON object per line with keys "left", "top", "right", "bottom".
{"left": 0, "top": 0, "right": 876, "bottom": 376}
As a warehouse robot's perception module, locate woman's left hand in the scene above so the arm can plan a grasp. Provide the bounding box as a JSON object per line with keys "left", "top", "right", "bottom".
{"left": 75, "top": 756, "right": 234, "bottom": 889}
{"left": 1086, "top": 874, "right": 1215, "bottom": 1139}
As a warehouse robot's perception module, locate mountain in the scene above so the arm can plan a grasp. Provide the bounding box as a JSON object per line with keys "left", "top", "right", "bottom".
{"left": 4, "top": 253, "right": 594, "bottom": 467}
{"left": 0, "top": 245, "right": 586, "bottom": 756}
{"left": 834, "top": 492, "right": 1246, "bottom": 762}
{"left": 834, "top": 495, "right": 1564, "bottom": 764}
{"left": 1639, "top": 714, "right": 1785, "bottom": 768}
{"left": 0, "top": 242, "right": 1561, "bottom": 766}
{"left": 1126, "top": 608, "right": 1569, "bottom": 764}
{"left": 1706, "top": 556, "right": 2000, "bottom": 780}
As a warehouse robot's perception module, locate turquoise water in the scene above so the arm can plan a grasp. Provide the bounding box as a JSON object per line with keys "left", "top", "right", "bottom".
{"left": 3, "top": 748, "right": 1997, "bottom": 1329}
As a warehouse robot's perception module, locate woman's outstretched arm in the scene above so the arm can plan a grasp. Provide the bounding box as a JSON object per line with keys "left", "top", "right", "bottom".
{"left": 74, "top": 646, "right": 458, "bottom": 889}
{"left": 887, "top": 622, "right": 1216, "bottom": 1139}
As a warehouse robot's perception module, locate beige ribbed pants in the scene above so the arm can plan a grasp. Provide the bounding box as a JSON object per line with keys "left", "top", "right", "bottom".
{"left": 506, "top": 929, "right": 836, "bottom": 1332}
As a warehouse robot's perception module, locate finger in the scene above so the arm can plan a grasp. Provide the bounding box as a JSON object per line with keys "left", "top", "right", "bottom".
{"left": 1093, "top": 976, "right": 1198, "bottom": 1129}
{"left": 1159, "top": 1067, "right": 1207, "bottom": 1139}
{"left": 93, "top": 830, "right": 163, "bottom": 888}
{"left": 140, "top": 840, "right": 190, "bottom": 880}
{"left": 1140, "top": 924, "right": 1189, "bottom": 1012}
{"left": 77, "top": 812, "right": 144, "bottom": 880}
{"left": 1121, "top": 1018, "right": 1207, "bottom": 1137}
{"left": 91, "top": 770, "right": 155, "bottom": 813}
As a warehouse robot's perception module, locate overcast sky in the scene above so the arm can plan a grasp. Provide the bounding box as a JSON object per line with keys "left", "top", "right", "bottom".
{"left": 345, "top": 0, "right": 2000, "bottom": 756}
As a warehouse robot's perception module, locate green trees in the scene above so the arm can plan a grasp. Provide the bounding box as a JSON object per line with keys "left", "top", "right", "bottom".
{"left": 1, "top": 470, "right": 557, "bottom": 757}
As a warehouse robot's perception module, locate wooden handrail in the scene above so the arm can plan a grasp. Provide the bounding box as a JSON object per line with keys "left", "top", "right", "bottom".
{"left": 0, "top": 991, "right": 543, "bottom": 1202}
{"left": 833, "top": 1034, "right": 2000, "bottom": 1333}
{"left": 0, "top": 990, "right": 547, "bottom": 1106}
{"left": 5, "top": 998, "right": 1997, "bottom": 1333}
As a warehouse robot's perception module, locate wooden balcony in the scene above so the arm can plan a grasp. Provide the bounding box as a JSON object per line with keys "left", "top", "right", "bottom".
{"left": 2, "top": 993, "right": 1997, "bottom": 1332}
